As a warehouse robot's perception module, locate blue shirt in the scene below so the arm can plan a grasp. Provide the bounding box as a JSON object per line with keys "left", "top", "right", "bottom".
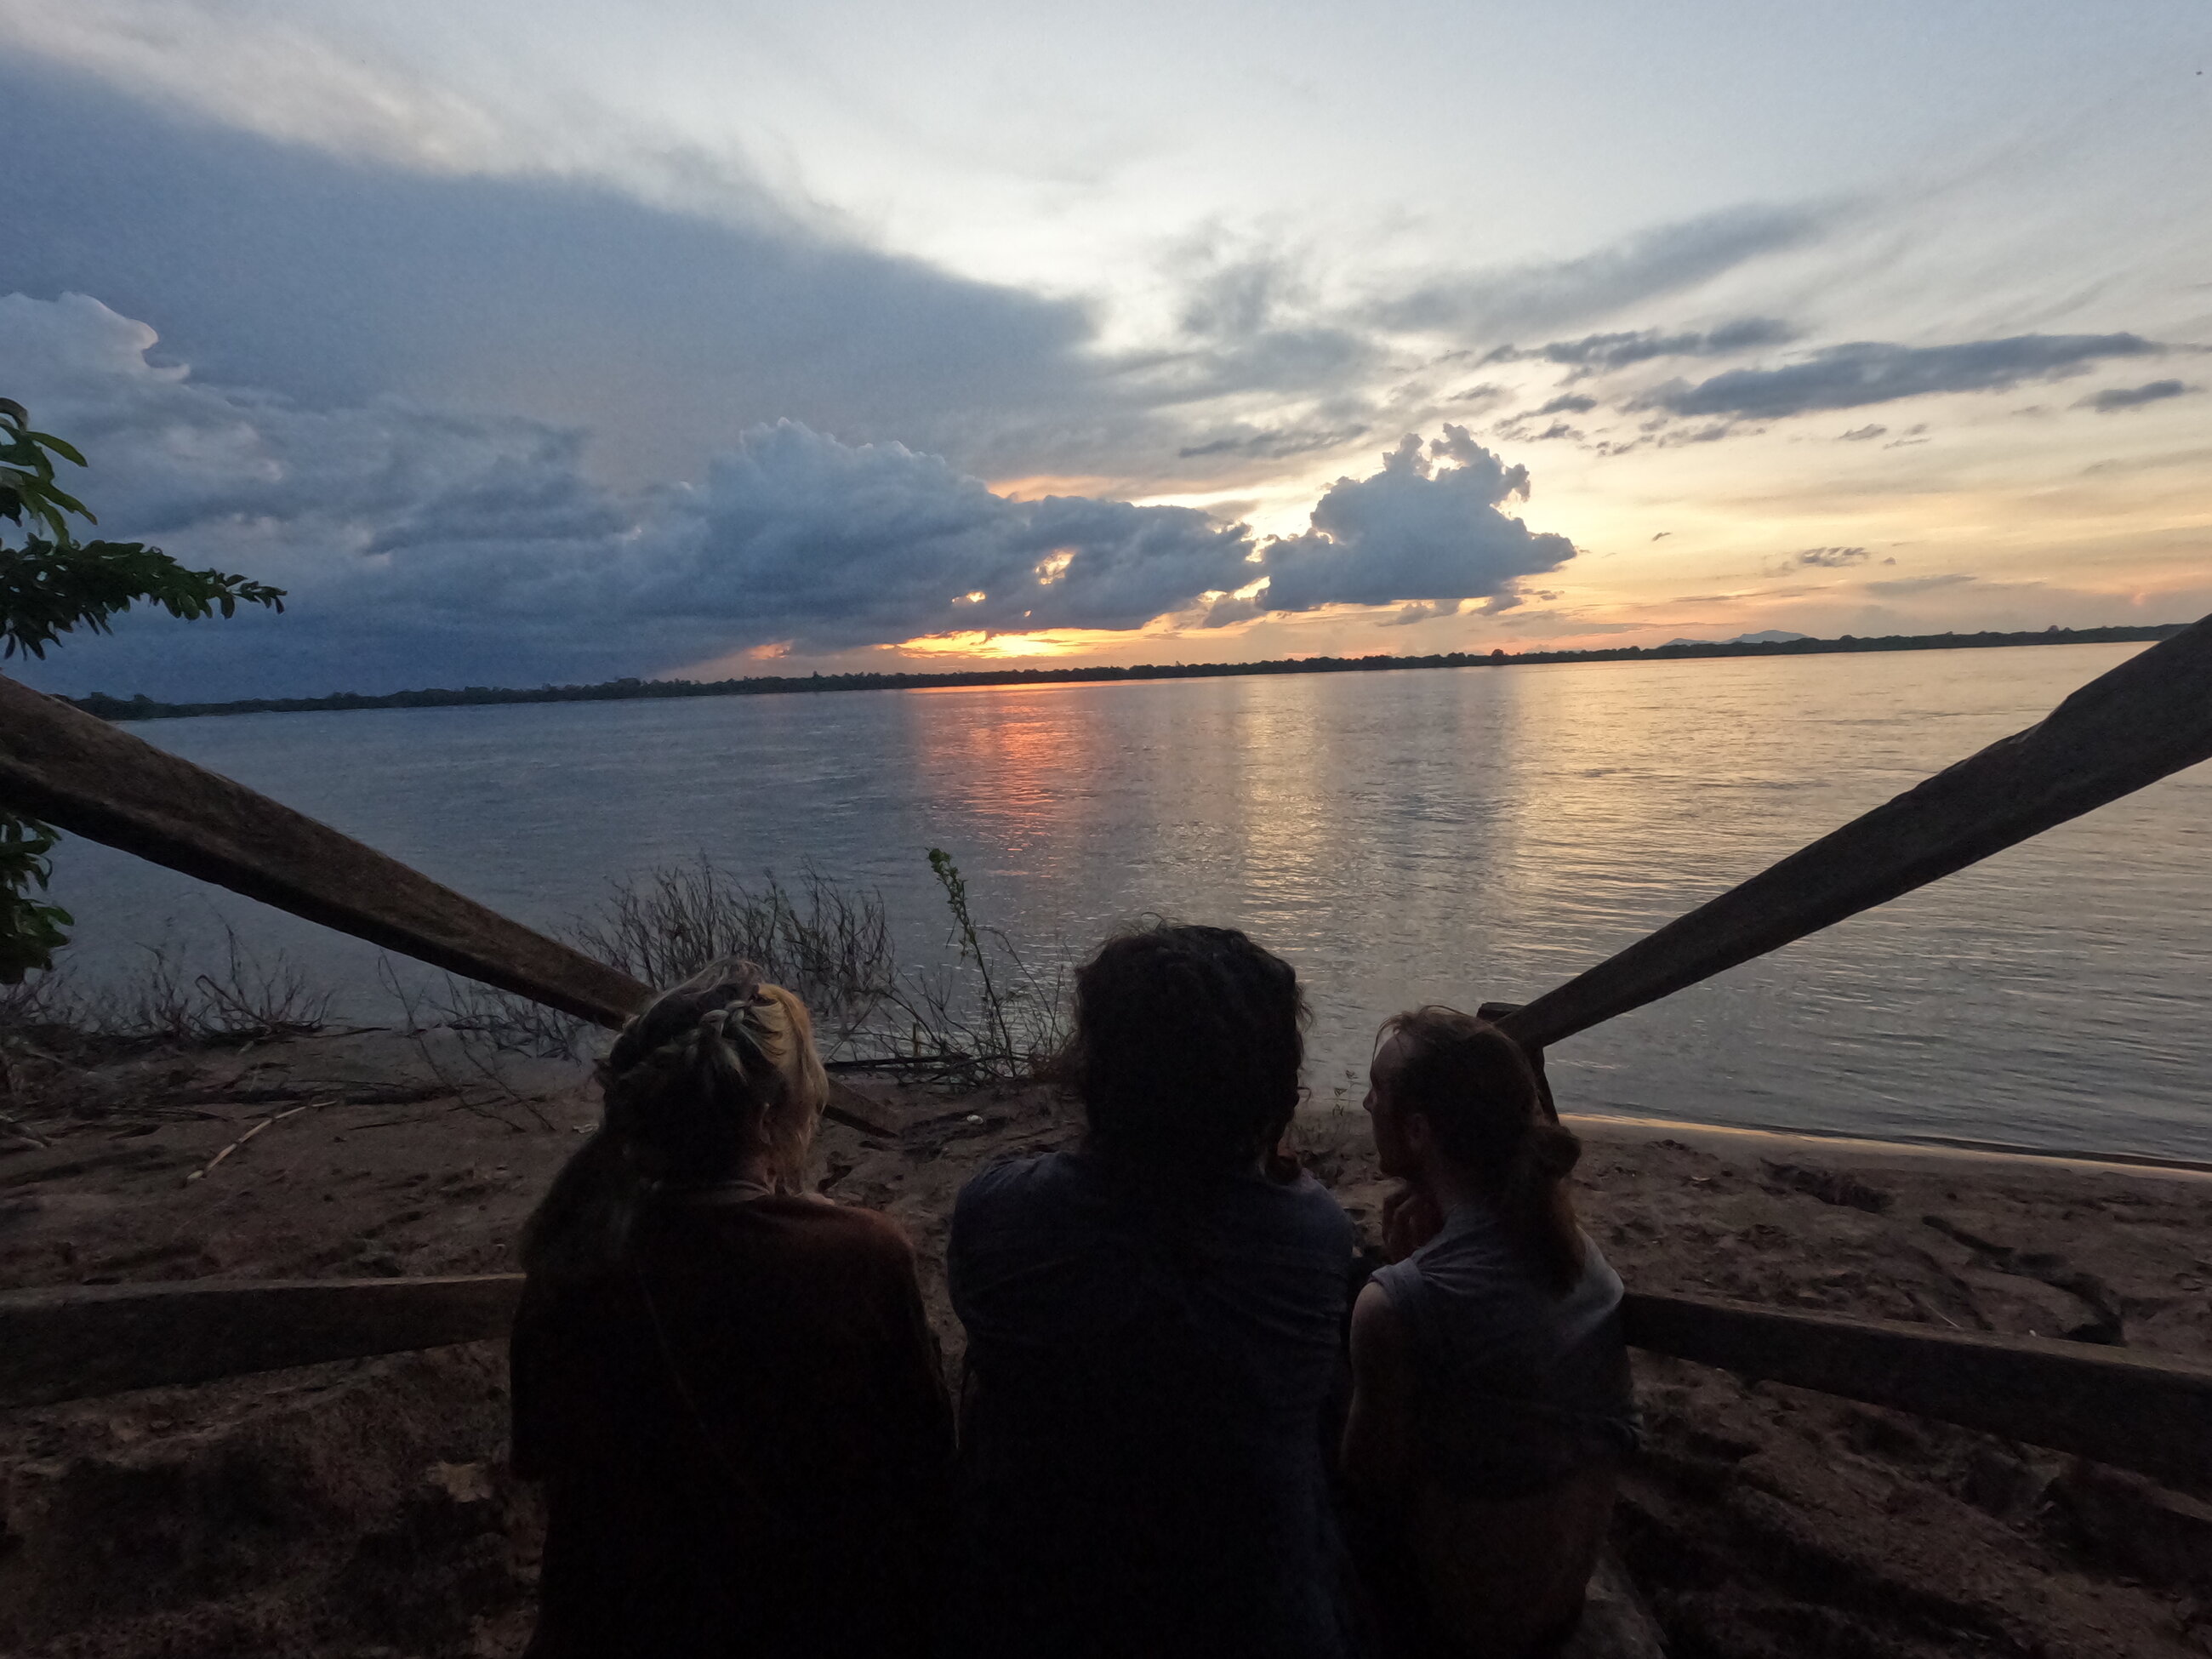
{"left": 946, "top": 1149, "right": 1359, "bottom": 1659}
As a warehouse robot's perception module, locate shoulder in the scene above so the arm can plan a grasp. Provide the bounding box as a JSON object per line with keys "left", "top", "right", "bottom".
{"left": 1348, "top": 1278, "right": 1411, "bottom": 1367}
{"left": 954, "top": 1149, "right": 1086, "bottom": 1221}
{"left": 1567, "top": 1230, "right": 1626, "bottom": 1313}
{"left": 1278, "top": 1169, "right": 1356, "bottom": 1235}
{"left": 754, "top": 1194, "right": 919, "bottom": 1270}
{"left": 1242, "top": 1168, "right": 1356, "bottom": 1257}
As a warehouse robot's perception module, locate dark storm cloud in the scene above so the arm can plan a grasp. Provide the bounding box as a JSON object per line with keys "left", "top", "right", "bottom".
{"left": 2077, "top": 379, "right": 2197, "bottom": 413}
{"left": 1637, "top": 334, "right": 2164, "bottom": 419}
{"left": 3, "top": 300, "right": 1577, "bottom": 698}
{"left": 0, "top": 294, "right": 1249, "bottom": 693}
{"left": 1485, "top": 317, "right": 1797, "bottom": 373}
{"left": 0, "top": 58, "right": 1136, "bottom": 487}
{"left": 1370, "top": 207, "right": 1825, "bottom": 336}
{"left": 1256, "top": 426, "right": 1576, "bottom": 613}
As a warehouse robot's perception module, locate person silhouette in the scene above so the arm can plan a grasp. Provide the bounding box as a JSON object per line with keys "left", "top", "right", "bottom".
{"left": 1342, "top": 1007, "right": 1637, "bottom": 1659}
{"left": 510, "top": 959, "right": 951, "bottom": 1659}
{"left": 944, "top": 922, "right": 1360, "bottom": 1659}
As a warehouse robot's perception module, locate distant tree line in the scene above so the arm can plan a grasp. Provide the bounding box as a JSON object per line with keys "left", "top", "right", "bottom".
{"left": 66, "top": 623, "right": 2189, "bottom": 725}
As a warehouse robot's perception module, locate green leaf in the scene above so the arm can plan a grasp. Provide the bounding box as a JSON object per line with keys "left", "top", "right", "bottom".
{"left": 0, "top": 401, "right": 287, "bottom": 975}
{"left": 29, "top": 430, "right": 87, "bottom": 468}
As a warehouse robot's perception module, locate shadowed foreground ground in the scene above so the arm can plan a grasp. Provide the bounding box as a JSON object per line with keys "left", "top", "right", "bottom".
{"left": 3, "top": 1029, "right": 2209, "bottom": 1656}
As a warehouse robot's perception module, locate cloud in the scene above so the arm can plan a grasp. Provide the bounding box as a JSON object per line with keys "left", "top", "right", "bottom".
{"left": 1368, "top": 206, "right": 1827, "bottom": 336}
{"left": 0, "top": 295, "right": 1260, "bottom": 689}
{"left": 1838, "top": 424, "right": 1887, "bottom": 441}
{"left": 2077, "top": 379, "right": 2197, "bottom": 413}
{"left": 0, "top": 54, "right": 1351, "bottom": 493}
{"left": 1382, "top": 599, "right": 1463, "bottom": 627}
{"left": 1638, "top": 334, "right": 2164, "bottom": 419}
{"left": 1485, "top": 317, "right": 1797, "bottom": 373}
{"left": 1, "top": 299, "right": 1581, "bottom": 698}
{"left": 1528, "top": 394, "right": 1599, "bottom": 417}
{"left": 1256, "top": 426, "right": 1576, "bottom": 613}
{"left": 1865, "top": 573, "right": 1977, "bottom": 596}
{"left": 1176, "top": 424, "right": 1369, "bottom": 460}
{"left": 1783, "top": 546, "right": 1871, "bottom": 569}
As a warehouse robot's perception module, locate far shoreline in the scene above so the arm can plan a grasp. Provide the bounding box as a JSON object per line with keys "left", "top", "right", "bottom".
{"left": 60, "top": 622, "right": 2186, "bottom": 725}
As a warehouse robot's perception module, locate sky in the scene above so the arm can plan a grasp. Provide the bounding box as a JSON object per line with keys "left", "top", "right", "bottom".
{"left": 2, "top": 0, "right": 2208, "bottom": 699}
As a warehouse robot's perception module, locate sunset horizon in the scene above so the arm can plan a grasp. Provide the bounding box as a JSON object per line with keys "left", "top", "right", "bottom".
{"left": 2, "top": 2, "right": 2205, "bottom": 698}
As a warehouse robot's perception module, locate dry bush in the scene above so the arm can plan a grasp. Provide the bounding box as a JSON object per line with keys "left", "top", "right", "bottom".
{"left": 102, "top": 926, "right": 335, "bottom": 1045}
{"left": 432, "top": 854, "right": 1068, "bottom": 1087}
{"left": 1, "top": 925, "right": 334, "bottom": 1052}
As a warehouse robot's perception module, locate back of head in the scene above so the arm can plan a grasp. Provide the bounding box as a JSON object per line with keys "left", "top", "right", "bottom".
{"left": 523, "top": 958, "right": 829, "bottom": 1278}
{"left": 1381, "top": 1006, "right": 1585, "bottom": 1294}
{"left": 1062, "top": 922, "right": 1306, "bottom": 1178}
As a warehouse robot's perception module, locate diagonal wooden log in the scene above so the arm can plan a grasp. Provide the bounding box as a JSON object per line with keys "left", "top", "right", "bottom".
{"left": 9, "top": 1273, "right": 2208, "bottom": 1494}
{"left": 1499, "top": 614, "right": 2212, "bottom": 1052}
{"left": 0, "top": 673, "right": 646, "bottom": 1026}
{"left": 0, "top": 674, "right": 899, "bottom": 1135}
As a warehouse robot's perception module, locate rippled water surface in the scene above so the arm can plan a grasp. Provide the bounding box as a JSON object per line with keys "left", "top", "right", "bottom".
{"left": 47, "top": 642, "right": 2212, "bottom": 1159}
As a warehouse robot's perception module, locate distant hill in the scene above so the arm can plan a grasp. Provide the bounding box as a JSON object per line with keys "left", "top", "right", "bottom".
{"left": 62, "top": 622, "right": 2192, "bottom": 724}
{"left": 1662, "top": 630, "right": 1811, "bottom": 647}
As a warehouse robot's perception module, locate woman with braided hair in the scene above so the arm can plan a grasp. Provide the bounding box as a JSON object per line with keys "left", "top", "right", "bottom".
{"left": 1341, "top": 1008, "right": 1638, "bottom": 1659}
{"left": 510, "top": 960, "right": 951, "bottom": 1659}
{"left": 944, "top": 922, "right": 1360, "bottom": 1659}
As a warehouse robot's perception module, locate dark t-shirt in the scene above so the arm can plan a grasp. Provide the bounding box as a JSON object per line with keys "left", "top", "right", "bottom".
{"left": 510, "top": 1192, "right": 953, "bottom": 1659}
{"left": 946, "top": 1149, "right": 1358, "bottom": 1659}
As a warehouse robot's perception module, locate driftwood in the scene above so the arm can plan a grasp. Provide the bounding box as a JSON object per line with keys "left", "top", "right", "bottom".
{"left": 1499, "top": 614, "right": 2212, "bottom": 1051}
{"left": 1621, "top": 1291, "right": 2212, "bottom": 1495}
{"left": 9, "top": 1272, "right": 2207, "bottom": 1493}
{"left": 184, "top": 1102, "right": 312, "bottom": 1183}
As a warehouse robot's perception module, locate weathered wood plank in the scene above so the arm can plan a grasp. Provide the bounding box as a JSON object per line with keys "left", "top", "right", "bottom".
{"left": 13, "top": 1274, "right": 2210, "bottom": 1498}
{"left": 1622, "top": 1289, "right": 2212, "bottom": 1493}
{"left": 1499, "top": 614, "right": 2212, "bottom": 1052}
{"left": 0, "top": 674, "right": 647, "bottom": 1027}
{"left": 0, "top": 675, "right": 903, "bottom": 1135}
{"left": 0, "top": 1274, "right": 524, "bottom": 1411}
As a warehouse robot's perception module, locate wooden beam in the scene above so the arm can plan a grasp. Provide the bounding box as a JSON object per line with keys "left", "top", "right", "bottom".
{"left": 12, "top": 1274, "right": 2209, "bottom": 1497}
{"left": 0, "top": 674, "right": 648, "bottom": 1028}
{"left": 1622, "top": 1290, "right": 2212, "bottom": 1493}
{"left": 0, "top": 676, "right": 903, "bottom": 1136}
{"left": 0, "top": 1274, "right": 524, "bottom": 1411}
{"left": 1499, "top": 615, "right": 2212, "bottom": 1052}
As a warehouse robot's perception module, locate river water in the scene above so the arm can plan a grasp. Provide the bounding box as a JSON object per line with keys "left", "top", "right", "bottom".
{"left": 40, "top": 641, "right": 2212, "bottom": 1161}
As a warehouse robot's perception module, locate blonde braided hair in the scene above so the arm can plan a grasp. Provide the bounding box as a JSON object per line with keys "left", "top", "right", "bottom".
{"left": 522, "top": 959, "right": 829, "bottom": 1278}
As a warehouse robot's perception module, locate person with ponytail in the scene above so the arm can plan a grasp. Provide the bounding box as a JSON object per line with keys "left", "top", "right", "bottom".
{"left": 510, "top": 960, "right": 951, "bottom": 1659}
{"left": 944, "top": 922, "right": 1360, "bottom": 1659}
{"left": 1340, "top": 1007, "right": 1637, "bottom": 1659}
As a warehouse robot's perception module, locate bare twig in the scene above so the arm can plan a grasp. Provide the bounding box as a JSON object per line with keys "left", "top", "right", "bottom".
{"left": 184, "top": 1101, "right": 312, "bottom": 1183}
{"left": 0, "top": 1105, "right": 50, "bottom": 1149}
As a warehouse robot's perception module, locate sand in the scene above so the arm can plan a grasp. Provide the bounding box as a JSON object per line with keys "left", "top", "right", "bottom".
{"left": 3, "top": 1026, "right": 2209, "bottom": 1657}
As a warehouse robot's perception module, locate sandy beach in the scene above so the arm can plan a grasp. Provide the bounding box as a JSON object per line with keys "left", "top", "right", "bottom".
{"left": 3, "top": 1027, "right": 2209, "bottom": 1657}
